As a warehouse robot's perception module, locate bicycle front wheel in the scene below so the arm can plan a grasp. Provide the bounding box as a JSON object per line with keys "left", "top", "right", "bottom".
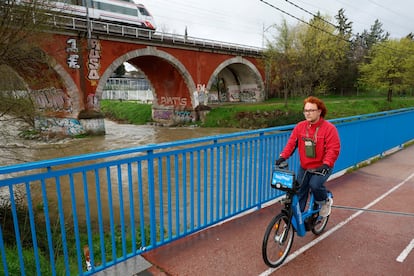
{"left": 262, "top": 213, "right": 294, "bottom": 268}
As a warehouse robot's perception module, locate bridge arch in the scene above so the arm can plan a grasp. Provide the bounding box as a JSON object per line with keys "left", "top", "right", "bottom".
{"left": 51, "top": 60, "right": 83, "bottom": 115}
{"left": 97, "top": 47, "right": 198, "bottom": 123}
{"left": 21, "top": 31, "right": 264, "bottom": 135}
{"left": 207, "top": 57, "right": 264, "bottom": 102}
{"left": 6, "top": 53, "right": 81, "bottom": 116}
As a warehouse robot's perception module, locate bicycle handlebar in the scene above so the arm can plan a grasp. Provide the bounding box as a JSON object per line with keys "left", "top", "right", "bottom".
{"left": 275, "top": 162, "right": 328, "bottom": 176}
{"left": 277, "top": 160, "right": 289, "bottom": 170}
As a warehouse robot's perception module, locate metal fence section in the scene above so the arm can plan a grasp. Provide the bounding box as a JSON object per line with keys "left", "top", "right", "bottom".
{"left": 49, "top": 13, "right": 263, "bottom": 56}
{"left": 0, "top": 108, "right": 413, "bottom": 275}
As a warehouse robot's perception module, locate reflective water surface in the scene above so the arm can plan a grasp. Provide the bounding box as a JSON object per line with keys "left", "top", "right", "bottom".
{"left": 0, "top": 120, "right": 245, "bottom": 226}
{"left": 0, "top": 119, "right": 242, "bottom": 166}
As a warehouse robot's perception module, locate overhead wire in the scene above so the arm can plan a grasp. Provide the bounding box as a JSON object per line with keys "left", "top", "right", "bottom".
{"left": 147, "top": 0, "right": 413, "bottom": 53}
{"left": 147, "top": 0, "right": 263, "bottom": 38}
{"left": 259, "top": 0, "right": 347, "bottom": 41}
{"left": 260, "top": 0, "right": 414, "bottom": 55}
{"left": 280, "top": 0, "right": 338, "bottom": 29}
{"left": 296, "top": 0, "right": 412, "bottom": 38}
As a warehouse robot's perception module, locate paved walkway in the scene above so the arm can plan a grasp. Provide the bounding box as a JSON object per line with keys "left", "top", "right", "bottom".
{"left": 120, "top": 144, "right": 414, "bottom": 275}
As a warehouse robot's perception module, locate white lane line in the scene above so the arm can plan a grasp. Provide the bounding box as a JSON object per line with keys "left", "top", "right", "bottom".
{"left": 396, "top": 239, "right": 414, "bottom": 263}
{"left": 259, "top": 171, "right": 414, "bottom": 276}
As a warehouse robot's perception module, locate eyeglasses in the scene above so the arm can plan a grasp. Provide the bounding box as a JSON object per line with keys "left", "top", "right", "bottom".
{"left": 303, "top": 109, "right": 319, "bottom": 113}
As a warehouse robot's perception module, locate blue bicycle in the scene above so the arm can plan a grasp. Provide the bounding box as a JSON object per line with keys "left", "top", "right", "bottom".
{"left": 262, "top": 161, "right": 333, "bottom": 268}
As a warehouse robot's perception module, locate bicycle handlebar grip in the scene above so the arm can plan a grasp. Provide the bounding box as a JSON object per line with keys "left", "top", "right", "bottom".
{"left": 278, "top": 161, "right": 289, "bottom": 169}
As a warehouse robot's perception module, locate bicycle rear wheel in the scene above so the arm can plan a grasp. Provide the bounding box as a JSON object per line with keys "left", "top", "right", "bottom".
{"left": 312, "top": 215, "right": 329, "bottom": 235}
{"left": 262, "top": 213, "right": 294, "bottom": 268}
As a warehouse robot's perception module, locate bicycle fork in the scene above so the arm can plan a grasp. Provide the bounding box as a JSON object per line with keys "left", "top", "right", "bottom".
{"left": 275, "top": 209, "right": 293, "bottom": 244}
{"left": 274, "top": 223, "right": 289, "bottom": 244}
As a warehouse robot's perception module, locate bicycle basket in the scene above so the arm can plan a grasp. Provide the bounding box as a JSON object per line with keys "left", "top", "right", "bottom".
{"left": 271, "top": 169, "right": 295, "bottom": 191}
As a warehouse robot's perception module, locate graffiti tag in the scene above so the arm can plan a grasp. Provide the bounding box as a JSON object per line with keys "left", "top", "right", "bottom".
{"left": 66, "top": 38, "right": 80, "bottom": 69}
{"left": 88, "top": 39, "right": 101, "bottom": 83}
{"left": 160, "top": 96, "right": 187, "bottom": 106}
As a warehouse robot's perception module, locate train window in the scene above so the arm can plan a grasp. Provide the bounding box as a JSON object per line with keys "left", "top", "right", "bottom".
{"left": 138, "top": 7, "right": 150, "bottom": 16}
{"left": 85, "top": 0, "right": 93, "bottom": 8}
{"left": 93, "top": 1, "right": 138, "bottom": 17}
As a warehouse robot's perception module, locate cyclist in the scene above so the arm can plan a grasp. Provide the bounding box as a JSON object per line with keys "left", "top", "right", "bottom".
{"left": 275, "top": 96, "right": 340, "bottom": 217}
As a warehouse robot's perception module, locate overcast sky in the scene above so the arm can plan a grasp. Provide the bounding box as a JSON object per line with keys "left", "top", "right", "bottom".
{"left": 138, "top": 0, "right": 414, "bottom": 48}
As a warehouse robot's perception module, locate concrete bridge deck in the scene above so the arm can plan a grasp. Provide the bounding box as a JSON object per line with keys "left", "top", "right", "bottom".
{"left": 100, "top": 144, "right": 414, "bottom": 275}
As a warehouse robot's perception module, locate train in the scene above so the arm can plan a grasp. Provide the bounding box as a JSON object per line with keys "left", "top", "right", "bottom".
{"left": 51, "top": 0, "right": 156, "bottom": 30}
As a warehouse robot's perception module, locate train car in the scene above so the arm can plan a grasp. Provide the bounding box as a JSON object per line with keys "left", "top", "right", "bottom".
{"left": 52, "top": 0, "right": 156, "bottom": 30}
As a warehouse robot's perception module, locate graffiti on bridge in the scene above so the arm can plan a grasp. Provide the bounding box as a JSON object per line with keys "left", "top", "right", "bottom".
{"left": 88, "top": 39, "right": 101, "bottom": 85}
{"left": 31, "top": 88, "right": 73, "bottom": 113}
{"left": 193, "top": 84, "right": 209, "bottom": 107}
{"left": 87, "top": 93, "right": 99, "bottom": 111}
{"left": 35, "top": 117, "right": 84, "bottom": 136}
{"left": 153, "top": 109, "right": 194, "bottom": 122}
{"left": 160, "top": 96, "right": 187, "bottom": 106}
{"left": 228, "top": 85, "right": 260, "bottom": 102}
{"left": 66, "top": 38, "right": 80, "bottom": 69}
{"left": 66, "top": 38, "right": 101, "bottom": 86}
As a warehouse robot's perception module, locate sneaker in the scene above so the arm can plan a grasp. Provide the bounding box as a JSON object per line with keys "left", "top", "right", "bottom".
{"left": 319, "top": 197, "right": 333, "bottom": 217}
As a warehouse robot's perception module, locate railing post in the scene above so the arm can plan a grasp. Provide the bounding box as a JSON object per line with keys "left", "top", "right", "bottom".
{"left": 257, "top": 132, "right": 264, "bottom": 209}
{"left": 147, "top": 149, "right": 157, "bottom": 246}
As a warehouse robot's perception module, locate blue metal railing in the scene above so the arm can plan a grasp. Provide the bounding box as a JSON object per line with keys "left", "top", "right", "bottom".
{"left": 0, "top": 108, "right": 413, "bottom": 275}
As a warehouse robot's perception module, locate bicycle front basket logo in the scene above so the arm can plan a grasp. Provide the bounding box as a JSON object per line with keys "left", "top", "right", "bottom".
{"left": 272, "top": 171, "right": 294, "bottom": 188}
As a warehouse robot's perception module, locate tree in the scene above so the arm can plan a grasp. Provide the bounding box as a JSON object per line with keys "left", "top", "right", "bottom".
{"left": 0, "top": 1, "right": 53, "bottom": 66}
{"left": 359, "top": 38, "right": 414, "bottom": 102}
{"left": 0, "top": 1, "right": 58, "bottom": 145}
{"left": 335, "top": 8, "right": 353, "bottom": 38}
{"left": 351, "top": 19, "right": 390, "bottom": 65}
{"left": 114, "top": 64, "right": 126, "bottom": 77}
{"left": 264, "top": 19, "right": 297, "bottom": 105}
{"left": 332, "top": 9, "right": 357, "bottom": 95}
{"left": 265, "top": 13, "right": 350, "bottom": 98}
{"left": 295, "top": 13, "right": 346, "bottom": 95}
{"left": 0, "top": 0, "right": 59, "bottom": 91}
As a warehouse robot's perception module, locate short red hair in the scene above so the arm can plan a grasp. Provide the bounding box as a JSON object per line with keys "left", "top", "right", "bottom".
{"left": 304, "top": 96, "right": 327, "bottom": 118}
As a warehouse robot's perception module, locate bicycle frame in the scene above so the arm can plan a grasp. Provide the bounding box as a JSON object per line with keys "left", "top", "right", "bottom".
{"left": 272, "top": 167, "right": 331, "bottom": 237}
{"left": 289, "top": 191, "right": 320, "bottom": 237}
{"left": 263, "top": 163, "right": 332, "bottom": 268}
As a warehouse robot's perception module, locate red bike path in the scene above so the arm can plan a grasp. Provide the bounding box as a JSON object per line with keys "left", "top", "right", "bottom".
{"left": 136, "top": 144, "right": 414, "bottom": 275}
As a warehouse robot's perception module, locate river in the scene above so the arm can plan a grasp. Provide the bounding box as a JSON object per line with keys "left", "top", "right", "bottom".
{"left": 0, "top": 119, "right": 246, "bottom": 228}
{"left": 0, "top": 119, "right": 243, "bottom": 166}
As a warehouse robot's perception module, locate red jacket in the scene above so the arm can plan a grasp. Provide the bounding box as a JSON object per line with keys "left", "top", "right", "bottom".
{"left": 280, "top": 118, "right": 340, "bottom": 169}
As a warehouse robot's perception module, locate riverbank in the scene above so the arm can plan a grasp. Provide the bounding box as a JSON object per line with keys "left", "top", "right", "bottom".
{"left": 101, "top": 96, "right": 414, "bottom": 129}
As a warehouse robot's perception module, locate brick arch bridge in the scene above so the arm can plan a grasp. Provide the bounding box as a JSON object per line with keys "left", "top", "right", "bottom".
{"left": 25, "top": 32, "right": 264, "bottom": 136}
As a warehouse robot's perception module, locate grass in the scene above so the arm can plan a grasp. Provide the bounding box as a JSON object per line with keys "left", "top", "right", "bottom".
{"left": 100, "top": 100, "right": 152, "bottom": 124}
{"left": 100, "top": 96, "right": 414, "bottom": 128}
{"left": 203, "top": 96, "right": 414, "bottom": 128}
{"left": 0, "top": 192, "right": 152, "bottom": 275}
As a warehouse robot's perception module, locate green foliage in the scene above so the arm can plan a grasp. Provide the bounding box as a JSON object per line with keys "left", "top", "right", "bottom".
{"left": 0, "top": 1, "right": 56, "bottom": 67}
{"left": 0, "top": 247, "right": 52, "bottom": 275}
{"left": 100, "top": 100, "right": 152, "bottom": 124}
{"left": 0, "top": 91, "right": 35, "bottom": 127}
{"left": 202, "top": 103, "right": 303, "bottom": 128}
{"left": 203, "top": 96, "right": 414, "bottom": 128}
{"left": 264, "top": 9, "right": 404, "bottom": 100}
{"left": 100, "top": 97, "right": 414, "bottom": 129}
{"left": 114, "top": 64, "right": 126, "bottom": 77}
{"left": 0, "top": 190, "right": 153, "bottom": 275}
{"left": 265, "top": 13, "right": 350, "bottom": 97}
{"left": 359, "top": 38, "right": 414, "bottom": 102}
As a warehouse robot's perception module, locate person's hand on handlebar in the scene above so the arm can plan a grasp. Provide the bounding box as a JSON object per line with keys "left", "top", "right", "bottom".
{"left": 275, "top": 157, "right": 286, "bottom": 166}
{"left": 314, "top": 164, "right": 331, "bottom": 175}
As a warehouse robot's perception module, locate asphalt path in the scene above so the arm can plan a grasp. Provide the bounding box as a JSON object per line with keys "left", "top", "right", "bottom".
{"left": 141, "top": 144, "right": 414, "bottom": 275}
